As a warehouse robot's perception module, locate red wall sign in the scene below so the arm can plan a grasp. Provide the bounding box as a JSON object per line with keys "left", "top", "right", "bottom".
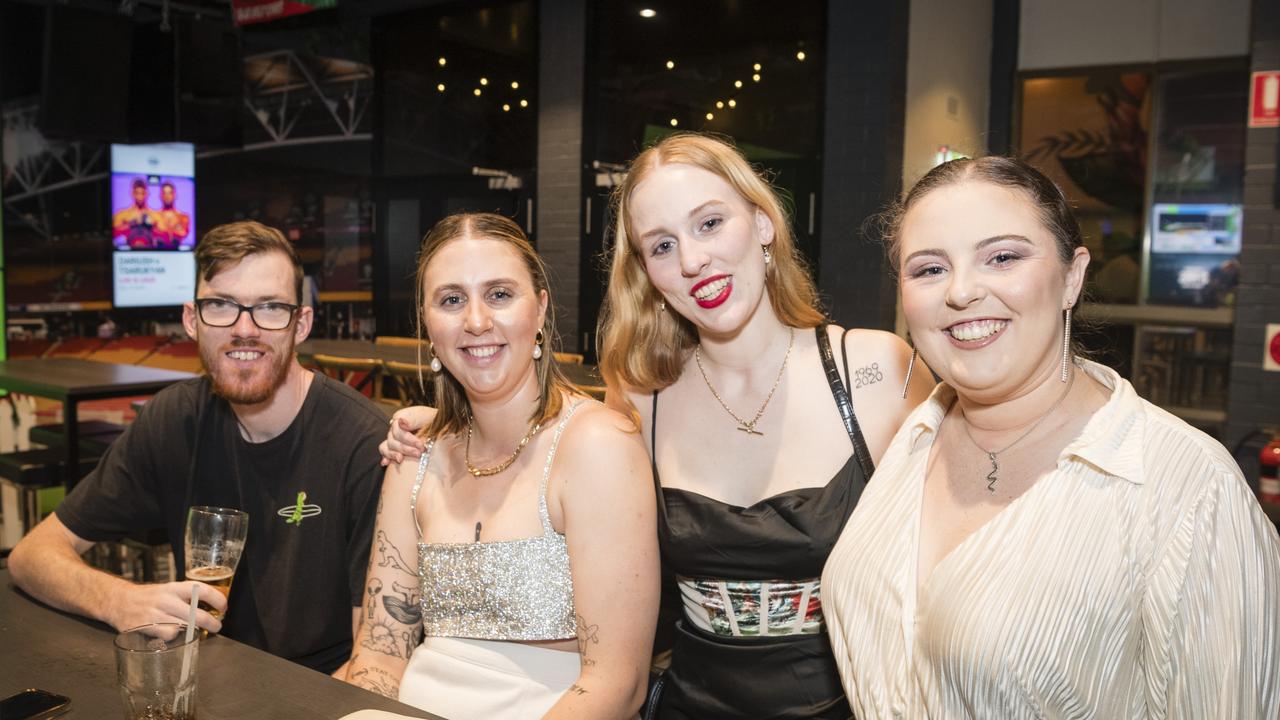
{"left": 232, "top": 0, "right": 335, "bottom": 26}
{"left": 1265, "top": 324, "right": 1280, "bottom": 372}
{"left": 1250, "top": 71, "right": 1280, "bottom": 128}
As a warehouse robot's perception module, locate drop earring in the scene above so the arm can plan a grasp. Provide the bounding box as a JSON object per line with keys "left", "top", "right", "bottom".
{"left": 533, "top": 329, "right": 544, "bottom": 360}
{"left": 428, "top": 342, "right": 442, "bottom": 373}
{"left": 762, "top": 245, "right": 772, "bottom": 265}
{"left": 658, "top": 299, "right": 666, "bottom": 313}
{"left": 1061, "top": 307, "right": 1072, "bottom": 382}
{"left": 901, "top": 346, "right": 917, "bottom": 399}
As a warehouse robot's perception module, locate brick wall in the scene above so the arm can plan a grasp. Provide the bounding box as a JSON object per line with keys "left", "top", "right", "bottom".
{"left": 1226, "top": 0, "right": 1280, "bottom": 478}
{"left": 537, "top": 0, "right": 586, "bottom": 351}
{"left": 817, "top": 1, "right": 911, "bottom": 331}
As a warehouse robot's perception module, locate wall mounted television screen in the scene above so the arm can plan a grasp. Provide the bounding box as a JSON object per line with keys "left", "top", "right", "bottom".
{"left": 110, "top": 143, "right": 197, "bottom": 308}
{"left": 1146, "top": 203, "right": 1242, "bottom": 307}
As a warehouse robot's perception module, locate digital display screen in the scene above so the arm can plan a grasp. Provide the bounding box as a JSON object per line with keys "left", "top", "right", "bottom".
{"left": 110, "top": 143, "right": 197, "bottom": 308}
{"left": 1150, "top": 203, "right": 1242, "bottom": 254}
{"left": 1146, "top": 203, "right": 1242, "bottom": 307}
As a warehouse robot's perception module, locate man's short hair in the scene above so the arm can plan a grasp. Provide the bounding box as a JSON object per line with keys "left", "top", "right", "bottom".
{"left": 195, "top": 221, "right": 303, "bottom": 303}
{"left": 132, "top": 178, "right": 147, "bottom": 191}
{"left": 161, "top": 181, "right": 175, "bottom": 191}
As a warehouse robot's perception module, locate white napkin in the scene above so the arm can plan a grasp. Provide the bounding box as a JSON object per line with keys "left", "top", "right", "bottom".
{"left": 339, "top": 710, "right": 423, "bottom": 720}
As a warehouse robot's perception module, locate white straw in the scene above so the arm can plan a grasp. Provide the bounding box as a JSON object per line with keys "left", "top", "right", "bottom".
{"left": 184, "top": 582, "right": 198, "bottom": 644}
{"left": 176, "top": 581, "right": 199, "bottom": 712}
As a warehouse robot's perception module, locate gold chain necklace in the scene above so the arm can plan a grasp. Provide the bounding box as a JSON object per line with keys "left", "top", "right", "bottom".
{"left": 464, "top": 415, "right": 542, "bottom": 477}
{"left": 694, "top": 328, "right": 794, "bottom": 436}
{"left": 959, "top": 367, "right": 1076, "bottom": 492}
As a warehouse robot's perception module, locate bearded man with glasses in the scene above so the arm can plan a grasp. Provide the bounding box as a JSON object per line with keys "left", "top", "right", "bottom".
{"left": 10, "top": 221, "right": 387, "bottom": 678}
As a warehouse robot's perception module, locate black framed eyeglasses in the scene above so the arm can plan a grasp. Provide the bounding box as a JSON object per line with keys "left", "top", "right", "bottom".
{"left": 194, "top": 298, "right": 299, "bottom": 331}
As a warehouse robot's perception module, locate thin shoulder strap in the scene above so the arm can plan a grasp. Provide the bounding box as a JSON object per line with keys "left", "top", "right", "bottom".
{"left": 816, "top": 326, "right": 875, "bottom": 479}
{"left": 650, "top": 391, "right": 658, "bottom": 460}
{"left": 538, "top": 401, "right": 585, "bottom": 534}
{"left": 408, "top": 440, "right": 436, "bottom": 541}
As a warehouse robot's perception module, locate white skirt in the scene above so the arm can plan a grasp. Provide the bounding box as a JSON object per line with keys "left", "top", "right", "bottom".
{"left": 398, "top": 636, "right": 581, "bottom": 720}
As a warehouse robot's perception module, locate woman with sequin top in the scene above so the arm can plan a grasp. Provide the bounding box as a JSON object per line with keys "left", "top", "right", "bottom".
{"left": 344, "top": 213, "right": 659, "bottom": 720}
{"left": 385, "top": 135, "right": 934, "bottom": 718}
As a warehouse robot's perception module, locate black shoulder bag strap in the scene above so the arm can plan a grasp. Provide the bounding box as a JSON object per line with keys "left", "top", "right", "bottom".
{"left": 816, "top": 325, "right": 875, "bottom": 479}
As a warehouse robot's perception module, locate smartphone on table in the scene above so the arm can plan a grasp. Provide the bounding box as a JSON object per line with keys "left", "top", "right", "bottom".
{"left": 0, "top": 689, "right": 70, "bottom": 720}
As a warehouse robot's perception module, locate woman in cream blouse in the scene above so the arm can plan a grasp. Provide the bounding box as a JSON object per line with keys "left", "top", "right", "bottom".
{"left": 822, "top": 157, "right": 1280, "bottom": 718}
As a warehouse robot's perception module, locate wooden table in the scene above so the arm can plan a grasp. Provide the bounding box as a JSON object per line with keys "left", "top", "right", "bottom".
{"left": 0, "top": 570, "right": 439, "bottom": 719}
{"left": 0, "top": 359, "right": 197, "bottom": 491}
{"left": 297, "top": 340, "right": 604, "bottom": 390}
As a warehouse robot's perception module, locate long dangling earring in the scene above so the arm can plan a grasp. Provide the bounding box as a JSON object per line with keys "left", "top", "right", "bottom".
{"left": 762, "top": 245, "right": 772, "bottom": 265}
{"left": 428, "top": 341, "right": 442, "bottom": 373}
{"left": 533, "top": 329, "right": 544, "bottom": 360}
{"left": 901, "top": 346, "right": 917, "bottom": 399}
{"left": 1060, "top": 307, "right": 1072, "bottom": 382}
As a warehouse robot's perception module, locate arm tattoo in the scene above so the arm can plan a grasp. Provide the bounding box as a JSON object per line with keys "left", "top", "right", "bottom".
{"left": 576, "top": 614, "right": 599, "bottom": 666}
{"left": 853, "top": 363, "right": 884, "bottom": 389}
{"left": 359, "top": 612, "right": 410, "bottom": 659}
{"left": 383, "top": 580, "right": 422, "bottom": 625}
{"left": 366, "top": 578, "right": 383, "bottom": 620}
{"left": 350, "top": 666, "right": 399, "bottom": 698}
{"left": 375, "top": 530, "right": 416, "bottom": 576}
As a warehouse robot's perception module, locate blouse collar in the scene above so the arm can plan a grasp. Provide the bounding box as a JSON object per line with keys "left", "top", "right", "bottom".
{"left": 904, "top": 359, "right": 1145, "bottom": 485}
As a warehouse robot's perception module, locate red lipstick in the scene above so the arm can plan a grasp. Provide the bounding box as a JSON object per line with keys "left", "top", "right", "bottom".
{"left": 690, "top": 274, "right": 732, "bottom": 309}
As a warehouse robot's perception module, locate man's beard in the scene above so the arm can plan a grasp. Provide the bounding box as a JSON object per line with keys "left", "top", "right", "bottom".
{"left": 203, "top": 337, "right": 295, "bottom": 405}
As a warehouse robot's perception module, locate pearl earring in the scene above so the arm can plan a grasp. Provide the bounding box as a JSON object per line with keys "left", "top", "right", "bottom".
{"left": 428, "top": 342, "right": 442, "bottom": 373}
{"left": 533, "top": 329, "right": 544, "bottom": 360}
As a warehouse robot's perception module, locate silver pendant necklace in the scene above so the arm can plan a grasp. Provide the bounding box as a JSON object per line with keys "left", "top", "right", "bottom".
{"left": 959, "top": 368, "right": 1076, "bottom": 492}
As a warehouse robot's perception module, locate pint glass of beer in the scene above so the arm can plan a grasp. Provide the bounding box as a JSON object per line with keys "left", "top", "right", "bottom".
{"left": 184, "top": 506, "right": 248, "bottom": 624}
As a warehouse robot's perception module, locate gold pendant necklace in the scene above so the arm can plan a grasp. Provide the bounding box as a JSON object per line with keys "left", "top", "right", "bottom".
{"left": 960, "top": 367, "right": 1076, "bottom": 492}
{"left": 694, "top": 328, "right": 794, "bottom": 436}
{"left": 464, "top": 415, "right": 542, "bottom": 477}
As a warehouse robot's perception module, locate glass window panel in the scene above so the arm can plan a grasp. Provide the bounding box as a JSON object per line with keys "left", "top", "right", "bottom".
{"left": 1146, "top": 66, "right": 1247, "bottom": 309}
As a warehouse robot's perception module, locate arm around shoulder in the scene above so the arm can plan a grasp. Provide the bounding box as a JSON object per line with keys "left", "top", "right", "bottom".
{"left": 546, "top": 404, "right": 660, "bottom": 718}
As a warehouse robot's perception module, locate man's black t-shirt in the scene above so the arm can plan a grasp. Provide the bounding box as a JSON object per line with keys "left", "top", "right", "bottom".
{"left": 56, "top": 372, "right": 386, "bottom": 674}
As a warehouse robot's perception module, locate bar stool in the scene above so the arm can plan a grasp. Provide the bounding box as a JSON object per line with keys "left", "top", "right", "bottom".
{"left": 0, "top": 449, "right": 96, "bottom": 549}
{"left": 29, "top": 420, "right": 125, "bottom": 456}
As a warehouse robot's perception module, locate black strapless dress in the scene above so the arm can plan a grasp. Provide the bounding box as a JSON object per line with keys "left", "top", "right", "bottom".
{"left": 651, "top": 327, "right": 871, "bottom": 720}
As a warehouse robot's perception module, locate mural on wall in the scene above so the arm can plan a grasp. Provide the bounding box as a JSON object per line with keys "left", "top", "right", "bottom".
{"left": 1021, "top": 72, "right": 1150, "bottom": 214}
{"left": 1020, "top": 72, "right": 1152, "bottom": 305}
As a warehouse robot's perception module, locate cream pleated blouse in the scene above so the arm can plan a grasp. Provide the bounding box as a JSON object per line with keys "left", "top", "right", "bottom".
{"left": 822, "top": 360, "right": 1280, "bottom": 719}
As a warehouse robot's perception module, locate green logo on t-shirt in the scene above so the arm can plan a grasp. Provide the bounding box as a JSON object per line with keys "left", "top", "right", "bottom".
{"left": 277, "top": 491, "right": 322, "bottom": 525}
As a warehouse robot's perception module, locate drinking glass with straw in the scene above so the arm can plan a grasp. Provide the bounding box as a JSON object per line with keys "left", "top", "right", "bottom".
{"left": 113, "top": 597, "right": 200, "bottom": 720}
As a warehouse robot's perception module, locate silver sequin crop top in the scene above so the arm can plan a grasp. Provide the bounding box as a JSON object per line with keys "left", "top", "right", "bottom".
{"left": 409, "top": 402, "right": 581, "bottom": 641}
